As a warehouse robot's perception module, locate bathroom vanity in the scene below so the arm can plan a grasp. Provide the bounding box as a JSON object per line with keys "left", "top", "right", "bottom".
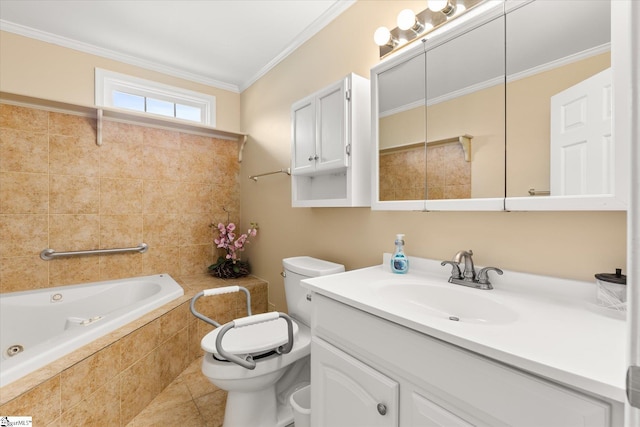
{"left": 303, "top": 256, "right": 626, "bottom": 426}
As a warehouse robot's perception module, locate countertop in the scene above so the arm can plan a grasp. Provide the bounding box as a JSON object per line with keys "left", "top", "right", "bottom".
{"left": 302, "top": 255, "right": 627, "bottom": 403}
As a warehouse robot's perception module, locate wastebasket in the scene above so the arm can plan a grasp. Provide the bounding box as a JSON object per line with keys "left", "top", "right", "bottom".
{"left": 289, "top": 384, "right": 311, "bottom": 427}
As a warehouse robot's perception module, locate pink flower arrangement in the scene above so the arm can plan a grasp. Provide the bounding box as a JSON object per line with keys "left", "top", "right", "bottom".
{"left": 213, "top": 222, "right": 258, "bottom": 262}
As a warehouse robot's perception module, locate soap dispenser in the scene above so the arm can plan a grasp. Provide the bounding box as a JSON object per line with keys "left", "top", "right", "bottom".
{"left": 391, "top": 234, "right": 409, "bottom": 274}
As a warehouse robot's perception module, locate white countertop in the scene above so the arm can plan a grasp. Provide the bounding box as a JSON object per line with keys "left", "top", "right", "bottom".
{"left": 303, "top": 255, "right": 627, "bottom": 403}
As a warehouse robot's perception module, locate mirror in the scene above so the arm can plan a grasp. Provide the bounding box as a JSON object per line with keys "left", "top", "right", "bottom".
{"left": 373, "top": 10, "right": 505, "bottom": 210}
{"left": 425, "top": 15, "right": 505, "bottom": 202}
{"left": 504, "top": 0, "right": 621, "bottom": 210}
{"left": 377, "top": 51, "right": 426, "bottom": 204}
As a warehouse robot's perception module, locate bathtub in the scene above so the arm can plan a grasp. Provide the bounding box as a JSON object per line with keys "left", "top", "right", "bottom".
{"left": 0, "top": 274, "right": 184, "bottom": 388}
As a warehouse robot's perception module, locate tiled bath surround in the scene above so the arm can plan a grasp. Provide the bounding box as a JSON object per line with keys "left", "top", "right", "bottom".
{"left": 0, "top": 275, "right": 268, "bottom": 425}
{"left": 0, "top": 102, "right": 256, "bottom": 424}
{"left": 0, "top": 103, "right": 241, "bottom": 293}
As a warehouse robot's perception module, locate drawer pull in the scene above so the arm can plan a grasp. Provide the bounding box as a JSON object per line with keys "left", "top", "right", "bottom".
{"left": 377, "top": 403, "right": 387, "bottom": 415}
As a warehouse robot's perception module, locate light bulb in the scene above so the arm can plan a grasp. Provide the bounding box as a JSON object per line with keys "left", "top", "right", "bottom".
{"left": 427, "top": 0, "right": 449, "bottom": 12}
{"left": 397, "top": 9, "right": 417, "bottom": 30}
{"left": 374, "top": 26, "right": 392, "bottom": 46}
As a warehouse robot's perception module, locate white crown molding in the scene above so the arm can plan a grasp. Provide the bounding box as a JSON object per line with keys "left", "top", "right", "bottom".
{"left": 0, "top": 19, "right": 241, "bottom": 93}
{"left": 239, "top": 0, "right": 357, "bottom": 92}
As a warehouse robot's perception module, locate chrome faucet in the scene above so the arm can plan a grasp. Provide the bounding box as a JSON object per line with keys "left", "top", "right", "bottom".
{"left": 440, "top": 250, "right": 503, "bottom": 290}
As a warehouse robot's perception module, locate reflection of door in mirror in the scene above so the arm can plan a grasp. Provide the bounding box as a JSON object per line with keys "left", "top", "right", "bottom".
{"left": 506, "top": 0, "right": 611, "bottom": 198}
{"left": 378, "top": 52, "right": 426, "bottom": 201}
{"left": 425, "top": 15, "right": 505, "bottom": 200}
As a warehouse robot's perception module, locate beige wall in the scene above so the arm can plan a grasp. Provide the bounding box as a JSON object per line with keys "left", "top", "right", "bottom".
{"left": 240, "top": 0, "right": 626, "bottom": 311}
{"left": 0, "top": 31, "right": 241, "bottom": 132}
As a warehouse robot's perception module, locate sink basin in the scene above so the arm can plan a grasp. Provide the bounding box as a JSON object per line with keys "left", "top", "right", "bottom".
{"left": 375, "top": 283, "right": 519, "bottom": 324}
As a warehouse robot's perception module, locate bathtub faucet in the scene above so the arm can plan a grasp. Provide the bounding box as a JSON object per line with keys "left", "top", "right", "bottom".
{"left": 440, "top": 250, "right": 503, "bottom": 290}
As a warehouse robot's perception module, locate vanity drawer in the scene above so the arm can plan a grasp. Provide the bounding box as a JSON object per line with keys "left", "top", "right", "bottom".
{"left": 311, "top": 294, "right": 614, "bottom": 427}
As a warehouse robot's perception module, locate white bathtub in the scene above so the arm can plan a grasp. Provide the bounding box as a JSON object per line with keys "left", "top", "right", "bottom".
{"left": 0, "top": 274, "right": 184, "bottom": 387}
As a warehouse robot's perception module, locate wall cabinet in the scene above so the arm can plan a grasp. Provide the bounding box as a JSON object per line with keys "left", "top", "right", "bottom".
{"left": 311, "top": 294, "right": 621, "bottom": 427}
{"left": 291, "top": 73, "right": 371, "bottom": 207}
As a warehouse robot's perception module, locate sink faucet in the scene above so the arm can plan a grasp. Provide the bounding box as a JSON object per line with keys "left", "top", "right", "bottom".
{"left": 440, "top": 250, "right": 503, "bottom": 290}
{"left": 454, "top": 250, "right": 476, "bottom": 282}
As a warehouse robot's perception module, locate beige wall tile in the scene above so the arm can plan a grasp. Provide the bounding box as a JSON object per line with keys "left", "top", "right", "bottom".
{"left": 142, "top": 181, "right": 182, "bottom": 214}
{"left": 142, "top": 145, "right": 181, "bottom": 181}
{"left": 142, "top": 127, "right": 180, "bottom": 149}
{"left": 50, "top": 175, "right": 99, "bottom": 214}
{"left": 100, "top": 121, "right": 144, "bottom": 179}
{"left": 98, "top": 252, "right": 143, "bottom": 281}
{"left": 0, "top": 128, "right": 49, "bottom": 173}
{"left": 180, "top": 244, "right": 212, "bottom": 276}
{"left": 0, "top": 104, "right": 48, "bottom": 133}
{"left": 49, "top": 256, "right": 100, "bottom": 286}
{"left": 48, "top": 112, "right": 96, "bottom": 139}
{"left": 120, "top": 320, "right": 161, "bottom": 370}
{"left": 120, "top": 350, "right": 161, "bottom": 425}
{"left": 159, "top": 303, "right": 190, "bottom": 342}
{"left": 142, "top": 246, "right": 181, "bottom": 277}
{"left": 99, "top": 178, "right": 143, "bottom": 215}
{"left": 60, "top": 342, "right": 121, "bottom": 412}
{"left": 0, "top": 214, "right": 48, "bottom": 257}
{"left": 0, "top": 172, "right": 48, "bottom": 214}
{"left": 100, "top": 215, "right": 143, "bottom": 248}
{"left": 179, "top": 183, "right": 213, "bottom": 215}
{"left": 143, "top": 214, "right": 181, "bottom": 247}
{"left": 0, "top": 375, "right": 61, "bottom": 425}
{"left": 49, "top": 135, "right": 99, "bottom": 177}
{"left": 49, "top": 214, "right": 100, "bottom": 252}
{"left": 180, "top": 214, "right": 212, "bottom": 246}
{"left": 0, "top": 255, "right": 48, "bottom": 292}
{"left": 158, "top": 329, "right": 190, "bottom": 390}
{"left": 60, "top": 378, "right": 120, "bottom": 426}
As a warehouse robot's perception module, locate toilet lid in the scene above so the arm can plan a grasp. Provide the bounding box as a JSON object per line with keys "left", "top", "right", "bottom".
{"left": 201, "top": 317, "right": 299, "bottom": 358}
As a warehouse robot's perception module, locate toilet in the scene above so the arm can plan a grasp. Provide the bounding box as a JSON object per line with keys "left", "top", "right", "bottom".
{"left": 199, "top": 256, "right": 344, "bottom": 427}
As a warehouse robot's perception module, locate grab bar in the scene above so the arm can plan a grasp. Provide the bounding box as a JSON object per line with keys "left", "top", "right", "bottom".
{"left": 40, "top": 243, "right": 148, "bottom": 261}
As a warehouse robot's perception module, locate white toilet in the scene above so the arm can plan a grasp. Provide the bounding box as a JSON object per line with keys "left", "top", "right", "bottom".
{"left": 198, "top": 256, "right": 344, "bottom": 427}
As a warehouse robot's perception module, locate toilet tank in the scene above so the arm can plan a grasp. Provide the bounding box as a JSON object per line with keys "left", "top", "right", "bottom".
{"left": 282, "top": 256, "right": 344, "bottom": 326}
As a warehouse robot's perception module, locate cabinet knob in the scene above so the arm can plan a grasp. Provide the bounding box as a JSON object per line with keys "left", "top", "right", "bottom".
{"left": 308, "top": 154, "right": 319, "bottom": 162}
{"left": 377, "top": 403, "right": 387, "bottom": 416}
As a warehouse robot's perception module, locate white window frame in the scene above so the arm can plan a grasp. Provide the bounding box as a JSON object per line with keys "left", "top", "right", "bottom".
{"left": 95, "top": 68, "right": 216, "bottom": 126}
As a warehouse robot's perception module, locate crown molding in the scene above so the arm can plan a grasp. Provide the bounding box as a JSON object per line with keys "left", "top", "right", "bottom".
{"left": 0, "top": 19, "right": 241, "bottom": 93}
{"left": 239, "top": 0, "right": 357, "bottom": 92}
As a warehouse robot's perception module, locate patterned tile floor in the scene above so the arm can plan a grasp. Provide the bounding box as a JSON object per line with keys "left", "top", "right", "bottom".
{"left": 126, "top": 357, "right": 227, "bottom": 427}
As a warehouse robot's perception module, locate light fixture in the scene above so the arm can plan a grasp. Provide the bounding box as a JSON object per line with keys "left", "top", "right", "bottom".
{"left": 374, "top": 0, "right": 492, "bottom": 59}
{"left": 373, "top": 26, "right": 396, "bottom": 47}
{"left": 397, "top": 9, "right": 423, "bottom": 32}
{"left": 428, "top": 0, "right": 456, "bottom": 16}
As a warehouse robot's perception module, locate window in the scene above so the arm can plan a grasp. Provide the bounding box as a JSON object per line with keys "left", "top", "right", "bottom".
{"left": 95, "top": 68, "right": 216, "bottom": 126}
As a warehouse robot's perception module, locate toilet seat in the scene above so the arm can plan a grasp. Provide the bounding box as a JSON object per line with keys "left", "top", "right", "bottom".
{"left": 202, "top": 317, "right": 299, "bottom": 359}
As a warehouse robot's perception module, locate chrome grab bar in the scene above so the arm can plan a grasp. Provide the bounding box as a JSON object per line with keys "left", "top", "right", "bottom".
{"left": 40, "top": 243, "right": 148, "bottom": 260}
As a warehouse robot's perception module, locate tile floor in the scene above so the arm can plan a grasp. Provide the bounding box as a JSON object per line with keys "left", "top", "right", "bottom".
{"left": 126, "top": 357, "right": 227, "bottom": 427}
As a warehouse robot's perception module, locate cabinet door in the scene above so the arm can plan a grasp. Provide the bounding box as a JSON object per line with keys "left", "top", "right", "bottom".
{"left": 291, "top": 96, "right": 316, "bottom": 174}
{"left": 311, "top": 337, "right": 398, "bottom": 427}
{"left": 410, "top": 391, "right": 474, "bottom": 427}
{"left": 316, "top": 79, "right": 349, "bottom": 171}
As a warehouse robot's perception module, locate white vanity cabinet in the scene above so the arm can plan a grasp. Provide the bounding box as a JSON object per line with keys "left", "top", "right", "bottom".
{"left": 311, "top": 293, "right": 621, "bottom": 427}
{"left": 291, "top": 73, "right": 371, "bottom": 207}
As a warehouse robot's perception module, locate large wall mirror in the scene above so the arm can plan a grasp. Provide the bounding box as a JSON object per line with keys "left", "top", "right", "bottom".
{"left": 372, "top": 8, "right": 505, "bottom": 211}
{"left": 372, "top": 0, "right": 628, "bottom": 211}
{"left": 504, "top": 0, "right": 625, "bottom": 210}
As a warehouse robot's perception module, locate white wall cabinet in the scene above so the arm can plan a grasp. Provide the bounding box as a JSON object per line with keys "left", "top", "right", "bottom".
{"left": 311, "top": 294, "right": 622, "bottom": 427}
{"left": 291, "top": 73, "right": 371, "bottom": 207}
